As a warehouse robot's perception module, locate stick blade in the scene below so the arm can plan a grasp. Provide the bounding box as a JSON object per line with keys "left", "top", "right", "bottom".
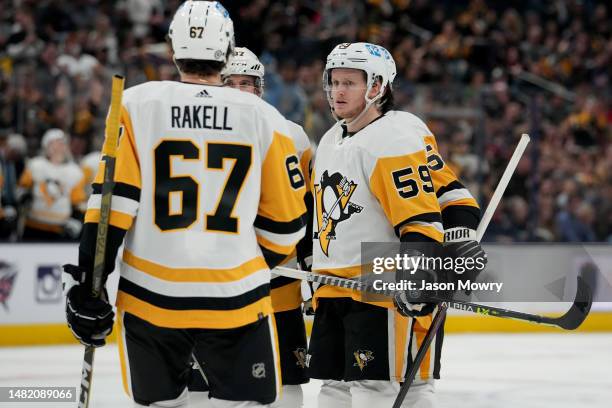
{"left": 548, "top": 276, "right": 593, "bottom": 330}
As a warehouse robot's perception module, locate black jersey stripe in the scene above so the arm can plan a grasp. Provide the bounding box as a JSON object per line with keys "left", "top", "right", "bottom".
{"left": 270, "top": 276, "right": 298, "bottom": 289}
{"left": 260, "top": 246, "right": 289, "bottom": 270}
{"left": 394, "top": 212, "right": 442, "bottom": 237}
{"left": 92, "top": 182, "right": 141, "bottom": 202}
{"left": 118, "top": 278, "right": 270, "bottom": 311}
{"left": 441, "top": 205, "right": 480, "bottom": 229}
{"left": 435, "top": 180, "right": 466, "bottom": 198}
{"left": 254, "top": 212, "right": 307, "bottom": 234}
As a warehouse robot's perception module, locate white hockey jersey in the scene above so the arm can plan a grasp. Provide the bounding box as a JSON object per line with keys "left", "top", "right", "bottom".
{"left": 271, "top": 120, "right": 313, "bottom": 312}
{"left": 311, "top": 111, "right": 444, "bottom": 307}
{"left": 84, "top": 81, "right": 307, "bottom": 329}
{"left": 18, "top": 156, "right": 86, "bottom": 232}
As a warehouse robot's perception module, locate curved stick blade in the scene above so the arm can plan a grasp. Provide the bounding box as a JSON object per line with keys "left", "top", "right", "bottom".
{"left": 547, "top": 276, "right": 593, "bottom": 330}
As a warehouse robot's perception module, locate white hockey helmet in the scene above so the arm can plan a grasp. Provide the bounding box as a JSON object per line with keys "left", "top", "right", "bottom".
{"left": 222, "top": 47, "right": 265, "bottom": 91}
{"left": 41, "top": 128, "right": 67, "bottom": 150}
{"left": 169, "top": 1, "right": 235, "bottom": 63}
{"left": 323, "top": 42, "right": 395, "bottom": 106}
{"left": 384, "top": 51, "right": 397, "bottom": 88}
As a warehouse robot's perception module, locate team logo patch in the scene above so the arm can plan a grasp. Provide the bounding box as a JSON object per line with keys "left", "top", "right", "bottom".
{"left": 293, "top": 347, "right": 307, "bottom": 369}
{"left": 0, "top": 261, "right": 17, "bottom": 311}
{"left": 252, "top": 362, "right": 266, "bottom": 379}
{"left": 36, "top": 265, "right": 62, "bottom": 303}
{"left": 40, "top": 179, "right": 64, "bottom": 206}
{"left": 313, "top": 171, "right": 362, "bottom": 256}
{"left": 353, "top": 350, "right": 375, "bottom": 371}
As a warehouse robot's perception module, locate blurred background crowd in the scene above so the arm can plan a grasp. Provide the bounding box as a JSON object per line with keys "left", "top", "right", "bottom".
{"left": 0, "top": 0, "right": 610, "bottom": 242}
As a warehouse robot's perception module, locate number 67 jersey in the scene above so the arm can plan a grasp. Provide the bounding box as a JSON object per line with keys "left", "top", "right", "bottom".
{"left": 81, "top": 81, "right": 307, "bottom": 330}
{"left": 311, "top": 111, "right": 444, "bottom": 305}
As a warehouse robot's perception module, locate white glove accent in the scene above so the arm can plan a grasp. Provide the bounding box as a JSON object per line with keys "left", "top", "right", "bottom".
{"left": 61, "top": 268, "right": 80, "bottom": 297}
{"left": 2, "top": 206, "right": 17, "bottom": 221}
{"left": 64, "top": 218, "right": 83, "bottom": 238}
{"left": 444, "top": 227, "right": 476, "bottom": 243}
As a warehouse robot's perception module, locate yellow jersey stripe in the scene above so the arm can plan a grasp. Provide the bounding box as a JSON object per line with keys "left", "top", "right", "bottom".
{"left": 122, "top": 250, "right": 268, "bottom": 283}
{"left": 257, "top": 234, "right": 296, "bottom": 256}
{"left": 399, "top": 223, "right": 444, "bottom": 242}
{"left": 85, "top": 208, "right": 134, "bottom": 230}
{"left": 440, "top": 197, "right": 479, "bottom": 211}
{"left": 271, "top": 280, "right": 302, "bottom": 312}
{"left": 116, "top": 291, "right": 273, "bottom": 329}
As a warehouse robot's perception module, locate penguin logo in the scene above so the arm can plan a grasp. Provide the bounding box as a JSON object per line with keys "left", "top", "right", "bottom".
{"left": 40, "top": 179, "right": 65, "bottom": 207}
{"left": 313, "top": 171, "right": 363, "bottom": 256}
{"left": 353, "top": 349, "right": 375, "bottom": 371}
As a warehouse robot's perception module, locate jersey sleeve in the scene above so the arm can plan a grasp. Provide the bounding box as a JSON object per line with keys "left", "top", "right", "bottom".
{"left": 255, "top": 128, "right": 307, "bottom": 268}
{"left": 79, "top": 105, "right": 141, "bottom": 276}
{"left": 70, "top": 172, "right": 87, "bottom": 207}
{"left": 17, "top": 165, "right": 33, "bottom": 189}
{"left": 369, "top": 148, "right": 444, "bottom": 243}
{"left": 423, "top": 135, "right": 480, "bottom": 230}
{"left": 291, "top": 124, "right": 314, "bottom": 267}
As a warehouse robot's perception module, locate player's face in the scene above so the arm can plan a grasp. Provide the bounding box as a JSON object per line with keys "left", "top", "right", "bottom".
{"left": 329, "top": 68, "right": 368, "bottom": 120}
{"left": 46, "top": 139, "right": 68, "bottom": 163}
{"left": 224, "top": 74, "right": 260, "bottom": 96}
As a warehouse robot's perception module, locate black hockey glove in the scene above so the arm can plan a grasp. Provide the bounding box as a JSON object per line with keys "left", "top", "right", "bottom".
{"left": 442, "top": 227, "right": 487, "bottom": 295}
{"left": 63, "top": 264, "right": 114, "bottom": 347}
{"left": 393, "top": 249, "right": 438, "bottom": 318}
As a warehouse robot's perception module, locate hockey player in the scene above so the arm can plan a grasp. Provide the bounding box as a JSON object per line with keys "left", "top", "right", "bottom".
{"left": 215, "top": 47, "right": 312, "bottom": 408}
{"left": 307, "top": 42, "right": 486, "bottom": 408}
{"left": 17, "top": 128, "right": 86, "bottom": 241}
{"left": 62, "top": 2, "right": 307, "bottom": 407}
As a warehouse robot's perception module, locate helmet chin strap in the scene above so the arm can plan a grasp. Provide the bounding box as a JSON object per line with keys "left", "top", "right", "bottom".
{"left": 330, "top": 90, "right": 384, "bottom": 130}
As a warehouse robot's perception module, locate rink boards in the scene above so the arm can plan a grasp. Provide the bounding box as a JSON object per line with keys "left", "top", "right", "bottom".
{"left": 1, "top": 243, "right": 611, "bottom": 346}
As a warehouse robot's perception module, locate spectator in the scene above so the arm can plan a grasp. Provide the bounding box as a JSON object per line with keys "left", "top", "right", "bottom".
{"left": 556, "top": 197, "right": 597, "bottom": 242}
{"left": 0, "top": 0, "right": 609, "bottom": 242}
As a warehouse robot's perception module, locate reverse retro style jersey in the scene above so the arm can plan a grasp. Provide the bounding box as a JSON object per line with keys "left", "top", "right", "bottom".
{"left": 82, "top": 81, "right": 307, "bottom": 329}
{"left": 311, "top": 111, "right": 444, "bottom": 307}
{"left": 18, "top": 157, "right": 86, "bottom": 231}
{"left": 270, "top": 120, "right": 313, "bottom": 312}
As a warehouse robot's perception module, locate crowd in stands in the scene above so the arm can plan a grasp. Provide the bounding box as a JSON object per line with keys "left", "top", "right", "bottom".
{"left": 0, "top": 0, "right": 610, "bottom": 242}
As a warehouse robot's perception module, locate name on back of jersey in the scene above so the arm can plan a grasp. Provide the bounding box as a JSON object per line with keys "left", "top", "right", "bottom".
{"left": 171, "top": 104, "right": 233, "bottom": 130}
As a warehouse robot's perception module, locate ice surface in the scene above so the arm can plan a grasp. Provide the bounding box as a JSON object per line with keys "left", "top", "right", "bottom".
{"left": 1, "top": 333, "right": 610, "bottom": 407}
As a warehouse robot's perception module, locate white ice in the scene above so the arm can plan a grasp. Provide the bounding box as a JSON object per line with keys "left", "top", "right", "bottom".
{"left": 1, "top": 333, "right": 611, "bottom": 408}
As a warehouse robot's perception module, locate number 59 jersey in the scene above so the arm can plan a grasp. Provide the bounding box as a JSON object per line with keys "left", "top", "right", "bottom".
{"left": 311, "top": 111, "right": 444, "bottom": 305}
{"left": 83, "top": 81, "right": 307, "bottom": 329}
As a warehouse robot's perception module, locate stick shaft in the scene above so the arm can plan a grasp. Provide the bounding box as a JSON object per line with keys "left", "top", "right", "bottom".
{"left": 79, "top": 75, "right": 124, "bottom": 408}
{"left": 392, "top": 304, "right": 447, "bottom": 408}
{"left": 476, "top": 134, "right": 530, "bottom": 241}
{"left": 91, "top": 75, "right": 125, "bottom": 297}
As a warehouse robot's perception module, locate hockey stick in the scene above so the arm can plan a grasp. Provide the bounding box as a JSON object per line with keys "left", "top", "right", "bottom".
{"left": 78, "top": 75, "right": 124, "bottom": 408}
{"left": 275, "top": 266, "right": 591, "bottom": 330}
